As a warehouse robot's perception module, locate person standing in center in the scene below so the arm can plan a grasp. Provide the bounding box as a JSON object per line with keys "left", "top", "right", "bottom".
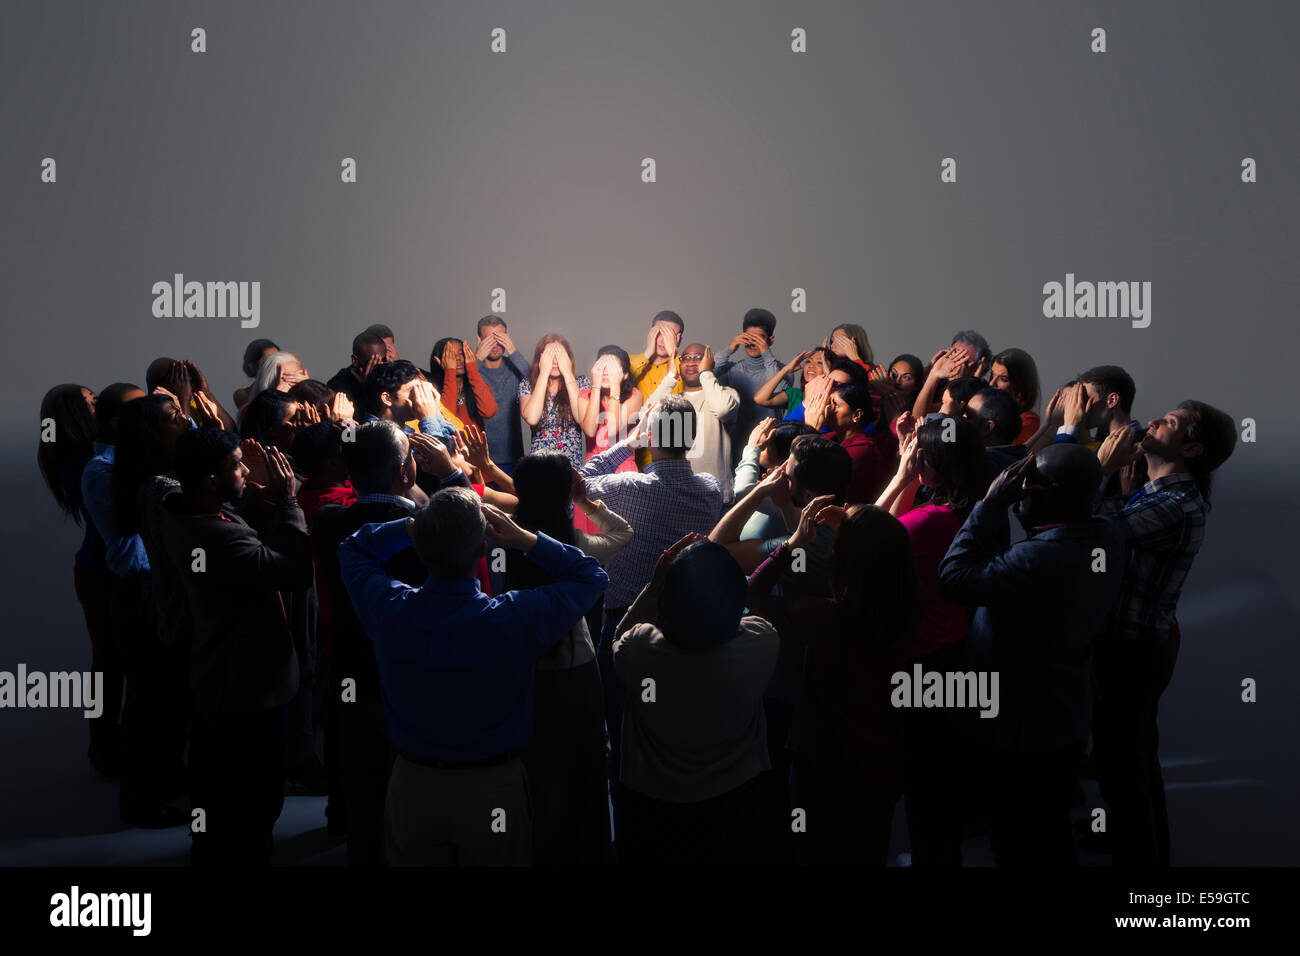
{"left": 520, "top": 334, "right": 591, "bottom": 471}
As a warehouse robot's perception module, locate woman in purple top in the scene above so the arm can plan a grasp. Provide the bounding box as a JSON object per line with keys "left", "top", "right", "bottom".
{"left": 874, "top": 412, "right": 989, "bottom": 866}
{"left": 747, "top": 499, "right": 920, "bottom": 866}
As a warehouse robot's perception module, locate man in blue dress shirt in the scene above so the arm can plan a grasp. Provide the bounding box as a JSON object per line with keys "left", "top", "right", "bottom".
{"left": 337, "top": 488, "right": 608, "bottom": 866}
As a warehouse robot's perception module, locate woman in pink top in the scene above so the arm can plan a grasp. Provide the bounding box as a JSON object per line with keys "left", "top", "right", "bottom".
{"left": 875, "top": 412, "right": 990, "bottom": 866}
{"left": 576, "top": 345, "right": 641, "bottom": 533}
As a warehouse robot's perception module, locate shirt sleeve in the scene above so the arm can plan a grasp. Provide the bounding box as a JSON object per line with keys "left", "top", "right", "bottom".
{"left": 507, "top": 532, "right": 610, "bottom": 653}
{"left": 1114, "top": 490, "right": 1185, "bottom": 551}
{"left": 575, "top": 501, "right": 634, "bottom": 563}
{"left": 505, "top": 350, "right": 531, "bottom": 379}
{"left": 698, "top": 371, "right": 741, "bottom": 421}
{"left": 337, "top": 519, "right": 419, "bottom": 640}
{"left": 466, "top": 362, "right": 498, "bottom": 419}
{"left": 936, "top": 500, "right": 1040, "bottom": 607}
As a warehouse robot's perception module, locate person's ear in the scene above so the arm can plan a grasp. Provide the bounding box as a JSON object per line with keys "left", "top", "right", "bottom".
{"left": 1107, "top": 392, "right": 1120, "bottom": 410}
{"left": 1181, "top": 441, "right": 1204, "bottom": 462}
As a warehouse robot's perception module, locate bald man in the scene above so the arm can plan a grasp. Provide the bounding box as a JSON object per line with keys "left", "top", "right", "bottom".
{"left": 938, "top": 444, "right": 1126, "bottom": 866}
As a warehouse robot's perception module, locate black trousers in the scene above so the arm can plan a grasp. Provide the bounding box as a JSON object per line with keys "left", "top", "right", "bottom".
{"left": 788, "top": 755, "right": 898, "bottom": 866}
{"left": 113, "top": 571, "right": 188, "bottom": 816}
{"left": 984, "top": 740, "right": 1084, "bottom": 867}
{"left": 596, "top": 610, "right": 626, "bottom": 837}
{"left": 189, "top": 703, "right": 289, "bottom": 867}
{"left": 339, "top": 694, "right": 395, "bottom": 866}
{"left": 619, "top": 775, "right": 767, "bottom": 867}
{"left": 902, "top": 639, "right": 971, "bottom": 866}
{"left": 523, "top": 659, "right": 611, "bottom": 866}
{"left": 1092, "top": 630, "right": 1180, "bottom": 867}
{"left": 73, "top": 564, "right": 122, "bottom": 770}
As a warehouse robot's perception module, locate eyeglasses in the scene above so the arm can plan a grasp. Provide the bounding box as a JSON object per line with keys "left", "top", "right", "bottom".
{"left": 680, "top": 354, "right": 707, "bottom": 362}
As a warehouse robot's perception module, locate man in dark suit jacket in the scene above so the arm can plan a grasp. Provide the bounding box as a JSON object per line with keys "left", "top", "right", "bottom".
{"left": 159, "top": 428, "right": 314, "bottom": 866}
{"left": 312, "top": 421, "right": 471, "bottom": 866}
{"left": 939, "top": 444, "right": 1125, "bottom": 867}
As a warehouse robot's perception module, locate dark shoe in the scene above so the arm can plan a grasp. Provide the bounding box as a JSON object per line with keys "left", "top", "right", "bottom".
{"left": 286, "top": 757, "right": 328, "bottom": 796}
{"left": 121, "top": 804, "right": 189, "bottom": 829}
{"left": 1076, "top": 827, "right": 1113, "bottom": 855}
{"left": 325, "top": 797, "right": 348, "bottom": 837}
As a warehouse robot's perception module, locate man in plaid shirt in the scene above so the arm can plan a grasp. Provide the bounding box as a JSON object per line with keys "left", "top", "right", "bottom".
{"left": 1091, "top": 400, "right": 1237, "bottom": 867}
{"left": 579, "top": 394, "right": 723, "bottom": 833}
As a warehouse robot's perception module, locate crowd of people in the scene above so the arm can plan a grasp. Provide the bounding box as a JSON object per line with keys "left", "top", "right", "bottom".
{"left": 36, "top": 308, "right": 1237, "bottom": 867}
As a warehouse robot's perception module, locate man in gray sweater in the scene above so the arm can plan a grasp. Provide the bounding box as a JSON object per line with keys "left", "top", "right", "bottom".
{"left": 714, "top": 308, "right": 790, "bottom": 469}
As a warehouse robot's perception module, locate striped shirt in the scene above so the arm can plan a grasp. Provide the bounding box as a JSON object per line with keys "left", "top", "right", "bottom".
{"left": 1099, "top": 472, "right": 1208, "bottom": 643}
{"left": 580, "top": 442, "right": 722, "bottom": 609}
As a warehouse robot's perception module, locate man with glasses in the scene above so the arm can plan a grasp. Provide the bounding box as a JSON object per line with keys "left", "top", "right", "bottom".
{"left": 646, "top": 343, "right": 741, "bottom": 504}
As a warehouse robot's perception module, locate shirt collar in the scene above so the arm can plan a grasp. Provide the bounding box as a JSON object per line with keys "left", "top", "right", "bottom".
{"left": 1144, "top": 472, "right": 1196, "bottom": 494}
{"left": 421, "top": 576, "right": 484, "bottom": 597}
{"left": 354, "top": 492, "right": 417, "bottom": 512}
{"left": 644, "top": 457, "right": 694, "bottom": 475}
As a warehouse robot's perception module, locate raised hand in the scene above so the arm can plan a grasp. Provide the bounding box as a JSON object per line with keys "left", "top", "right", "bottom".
{"left": 407, "top": 432, "right": 456, "bottom": 477}
{"left": 265, "top": 445, "right": 298, "bottom": 502}
{"left": 832, "top": 330, "right": 860, "bottom": 362}
{"left": 461, "top": 340, "right": 476, "bottom": 368}
{"left": 463, "top": 422, "right": 492, "bottom": 471}
{"left": 789, "top": 494, "right": 836, "bottom": 549}
{"left": 554, "top": 346, "right": 575, "bottom": 379}
{"left": 482, "top": 501, "right": 537, "bottom": 551}
{"left": 328, "top": 391, "right": 355, "bottom": 422}
{"left": 1097, "top": 427, "right": 1142, "bottom": 477}
{"left": 895, "top": 410, "right": 918, "bottom": 443}
{"left": 239, "top": 438, "right": 271, "bottom": 488}
{"left": 182, "top": 359, "right": 210, "bottom": 395}
{"left": 164, "top": 361, "right": 194, "bottom": 411}
{"left": 650, "top": 532, "right": 705, "bottom": 593}
{"left": 192, "top": 390, "right": 222, "bottom": 427}
{"left": 700, "top": 345, "right": 715, "bottom": 373}
{"left": 984, "top": 454, "right": 1043, "bottom": 508}
{"left": 748, "top": 417, "right": 777, "bottom": 450}
{"left": 896, "top": 432, "right": 923, "bottom": 481}
{"left": 1061, "top": 382, "right": 1093, "bottom": 429}
{"left": 814, "top": 503, "right": 849, "bottom": 532}
{"left": 361, "top": 351, "right": 383, "bottom": 380}
{"left": 409, "top": 379, "right": 442, "bottom": 419}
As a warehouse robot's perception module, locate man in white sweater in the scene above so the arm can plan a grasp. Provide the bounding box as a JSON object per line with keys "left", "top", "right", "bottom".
{"left": 648, "top": 344, "right": 741, "bottom": 503}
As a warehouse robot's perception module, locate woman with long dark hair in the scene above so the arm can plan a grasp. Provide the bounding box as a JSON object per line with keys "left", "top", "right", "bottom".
{"left": 111, "top": 394, "right": 195, "bottom": 803}
{"left": 747, "top": 500, "right": 921, "bottom": 866}
{"left": 37, "top": 384, "right": 123, "bottom": 776}
{"left": 431, "top": 337, "right": 498, "bottom": 432}
{"left": 519, "top": 334, "right": 591, "bottom": 469}
{"left": 990, "top": 347, "right": 1042, "bottom": 445}
{"left": 875, "top": 414, "right": 989, "bottom": 865}
{"left": 504, "top": 452, "right": 631, "bottom": 865}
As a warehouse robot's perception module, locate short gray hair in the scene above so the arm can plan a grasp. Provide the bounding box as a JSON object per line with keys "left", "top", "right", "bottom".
{"left": 411, "top": 487, "right": 486, "bottom": 579}
{"left": 650, "top": 394, "right": 696, "bottom": 457}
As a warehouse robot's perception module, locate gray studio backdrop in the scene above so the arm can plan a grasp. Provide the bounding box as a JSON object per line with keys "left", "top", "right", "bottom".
{"left": 1, "top": 1, "right": 1297, "bottom": 862}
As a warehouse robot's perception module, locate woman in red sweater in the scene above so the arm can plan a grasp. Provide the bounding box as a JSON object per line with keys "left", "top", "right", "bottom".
{"left": 431, "top": 337, "right": 499, "bottom": 432}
